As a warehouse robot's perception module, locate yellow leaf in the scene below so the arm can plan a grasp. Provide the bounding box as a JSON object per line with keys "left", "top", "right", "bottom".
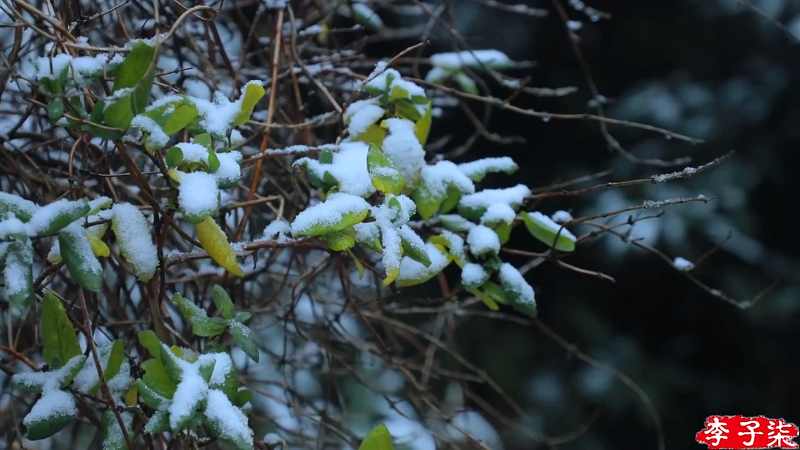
{"left": 87, "top": 233, "right": 110, "bottom": 258}
{"left": 383, "top": 268, "right": 400, "bottom": 287}
{"left": 316, "top": 23, "right": 330, "bottom": 45}
{"left": 355, "top": 124, "right": 387, "bottom": 148}
{"left": 414, "top": 102, "right": 432, "bottom": 145}
{"left": 470, "top": 289, "right": 500, "bottom": 311}
{"left": 167, "top": 168, "right": 182, "bottom": 183}
{"left": 124, "top": 385, "right": 138, "bottom": 406}
{"left": 349, "top": 251, "right": 365, "bottom": 279}
{"left": 196, "top": 216, "right": 244, "bottom": 277}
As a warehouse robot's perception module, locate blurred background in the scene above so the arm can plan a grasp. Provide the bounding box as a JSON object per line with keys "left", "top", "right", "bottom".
{"left": 365, "top": 0, "right": 800, "bottom": 449}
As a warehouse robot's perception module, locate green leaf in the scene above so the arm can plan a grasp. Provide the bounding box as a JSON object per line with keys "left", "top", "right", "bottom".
{"left": 207, "top": 148, "right": 221, "bottom": 172}
{"left": 324, "top": 227, "right": 356, "bottom": 252}
{"left": 29, "top": 199, "right": 90, "bottom": 237}
{"left": 103, "top": 93, "right": 134, "bottom": 131}
{"left": 112, "top": 41, "right": 156, "bottom": 113}
{"left": 198, "top": 358, "right": 216, "bottom": 384}
{"left": 202, "top": 394, "right": 254, "bottom": 450}
{"left": 41, "top": 291, "right": 81, "bottom": 369}
{"left": 4, "top": 238, "right": 34, "bottom": 310}
{"left": 411, "top": 183, "right": 443, "bottom": 221}
{"left": 193, "top": 133, "right": 213, "bottom": 148}
{"left": 0, "top": 192, "right": 40, "bottom": 222}
{"left": 388, "top": 85, "right": 410, "bottom": 102}
{"left": 137, "top": 378, "right": 167, "bottom": 409}
{"left": 439, "top": 185, "right": 461, "bottom": 215}
{"left": 159, "top": 347, "right": 184, "bottom": 383}
{"left": 494, "top": 221, "right": 512, "bottom": 245}
{"left": 290, "top": 195, "right": 371, "bottom": 237}
{"left": 229, "top": 322, "right": 259, "bottom": 362}
{"left": 519, "top": 212, "right": 576, "bottom": 252}
{"left": 137, "top": 330, "right": 162, "bottom": 358}
{"left": 319, "top": 148, "right": 334, "bottom": 165}
{"left": 47, "top": 98, "right": 64, "bottom": 123}
{"left": 23, "top": 406, "right": 74, "bottom": 441}
{"left": 212, "top": 285, "right": 235, "bottom": 320}
{"left": 414, "top": 102, "right": 432, "bottom": 145}
{"left": 163, "top": 105, "right": 198, "bottom": 135}
{"left": 232, "top": 82, "right": 266, "bottom": 127}
{"left": 144, "top": 410, "right": 170, "bottom": 434}
{"left": 233, "top": 311, "right": 252, "bottom": 323}
{"left": 140, "top": 359, "right": 177, "bottom": 399}
{"left": 171, "top": 293, "right": 228, "bottom": 337}
{"left": 393, "top": 99, "right": 422, "bottom": 121}
{"left": 359, "top": 423, "right": 394, "bottom": 450}
{"left": 104, "top": 340, "right": 125, "bottom": 382}
{"left": 354, "top": 124, "right": 387, "bottom": 147}
{"left": 481, "top": 281, "right": 508, "bottom": 304}
{"left": 454, "top": 71, "right": 478, "bottom": 95}
{"left": 59, "top": 224, "right": 104, "bottom": 292}
{"left": 367, "top": 145, "right": 405, "bottom": 195}
{"left": 232, "top": 389, "right": 252, "bottom": 407}
{"left": 165, "top": 146, "right": 184, "bottom": 167}
{"left": 401, "top": 234, "right": 431, "bottom": 267}
{"left": 471, "top": 288, "right": 499, "bottom": 311}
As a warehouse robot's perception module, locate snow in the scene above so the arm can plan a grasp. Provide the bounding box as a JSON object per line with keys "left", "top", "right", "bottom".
{"left": 551, "top": 210, "right": 574, "bottom": 223}
{"left": 354, "top": 221, "right": 380, "bottom": 245}
{"left": 381, "top": 118, "right": 426, "bottom": 189}
{"left": 213, "top": 151, "right": 243, "bottom": 187}
{"left": 103, "top": 412, "right": 133, "bottom": 450}
{"left": 262, "top": 220, "right": 291, "bottom": 243}
{"left": 430, "top": 50, "right": 511, "bottom": 70}
{"left": 111, "top": 203, "right": 159, "bottom": 281}
{"left": 26, "top": 198, "right": 85, "bottom": 236}
{"left": 33, "top": 53, "right": 123, "bottom": 86}
{"left": 296, "top": 142, "right": 374, "bottom": 197}
{"left": 419, "top": 161, "right": 476, "bottom": 198}
{"left": 197, "top": 352, "right": 234, "bottom": 387}
{"left": 205, "top": 389, "right": 253, "bottom": 445}
{"left": 438, "top": 214, "right": 476, "bottom": 231}
{"left": 175, "top": 142, "right": 209, "bottom": 164}
{"left": 459, "top": 184, "right": 531, "bottom": 211}
{"left": 457, "top": 157, "right": 518, "bottom": 180}
{"left": 425, "top": 66, "right": 452, "bottom": 83}
{"left": 363, "top": 63, "right": 426, "bottom": 99}
{"left": 352, "top": 2, "right": 384, "bottom": 29}
{"left": 61, "top": 222, "right": 103, "bottom": 277}
{"left": 260, "top": 0, "right": 287, "bottom": 10}
{"left": 499, "top": 263, "right": 535, "bottom": 305}
{"left": 344, "top": 99, "right": 384, "bottom": 137}
{"left": 372, "top": 195, "right": 417, "bottom": 276}
{"left": 185, "top": 80, "right": 265, "bottom": 136}
{"left": 73, "top": 342, "right": 132, "bottom": 395}
{"left": 3, "top": 239, "right": 32, "bottom": 297}
{"left": 178, "top": 171, "right": 220, "bottom": 218}
{"left": 397, "top": 242, "right": 449, "bottom": 283}
{"left": 440, "top": 229, "right": 467, "bottom": 263}
{"left": 480, "top": 203, "right": 516, "bottom": 225}
{"left": 132, "top": 114, "right": 170, "bottom": 149}
{"left": 527, "top": 211, "right": 577, "bottom": 242}
{"left": 165, "top": 346, "right": 208, "bottom": 430}
{"left": 461, "top": 263, "right": 488, "bottom": 288}
{"left": 673, "top": 257, "right": 695, "bottom": 271}
{"left": 0, "top": 217, "right": 25, "bottom": 238}
{"left": 290, "top": 193, "right": 370, "bottom": 237}
{"left": 12, "top": 355, "right": 85, "bottom": 429}
{"left": 0, "top": 192, "right": 40, "bottom": 220}
{"left": 467, "top": 225, "right": 500, "bottom": 256}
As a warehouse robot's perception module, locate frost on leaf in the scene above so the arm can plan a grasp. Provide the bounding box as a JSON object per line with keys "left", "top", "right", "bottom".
{"left": 112, "top": 203, "right": 158, "bottom": 281}
{"left": 177, "top": 171, "right": 220, "bottom": 223}
{"left": 429, "top": 50, "right": 513, "bottom": 71}
{"left": 381, "top": 118, "right": 426, "bottom": 190}
{"left": 204, "top": 389, "right": 254, "bottom": 449}
{"left": 290, "top": 193, "right": 371, "bottom": 237}
{"left": 0, "top": 192, "right": 40, "bottom": 222}
{"left": 3, "top": 237, "right": 34, "bottom": 309}
{"left": 73, "top": 341, "right": 132, "bottom": 396}
{"left": 184, "top": 80, "right": 266, "bottom": 137}
{"left": 102, "top": 411, "right": 133, "bottom": 450}
{"left": 59, "top": 222, "right": 104, "bottom": 292}
{"left": 26, "top": 198, "right": 90, "bottom": 237}
{"left": 214, "top": 151, "right": 243, "bottom": 189}
{"left": 396, "top": 242, "right": 450, "bottom": 287}
{"left": 499, "top": 263, "right": 536, "bottom": 317}
{"left": 344, "top": 99, "right": 385, "bottom": 137}
{"left": 295, "top": 143, "right": 374, "bottom": 197}
{"left": 480, "top": 204, "right": 516, "bottom": 227}
{"left": 371, "top": 195, "right": 421, "bottom": 285}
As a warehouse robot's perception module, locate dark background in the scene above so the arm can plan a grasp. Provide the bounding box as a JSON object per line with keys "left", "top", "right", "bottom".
{"left": 367, "top": 0, "right": 800, "bottom": 449}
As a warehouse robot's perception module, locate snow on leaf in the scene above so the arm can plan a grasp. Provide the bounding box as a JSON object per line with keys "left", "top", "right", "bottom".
{"left": 59, "top": 222, "right": 103, "bottom": 292}
{"left": 551, "top": 210, "right": 574, "bottom": 223}
{"left": 290, "top": 193, "right": 371, "bottom": 237}
{"left": 673, "top": 257, "right": 695, "bottom": 271}
{"left": 413, "top": 161, "right": 476, "bottom": 220}
{"left": 430, "top": 50, "right": 513, "bottom": 71}
{"left": 3, "top": 238, "right": 34, "bottom": 309}
{"left": 457, "top": 157, "right": 519, "bottom": 182}
{"left": 111, "top": 203, "right": 158, "bottom": 281}
{"left": 185, "top": 80, "right": 266, "bottom": 137}
{"left": 499, "top": 263, "right": 536, "bottom": 316}
{"left": 214, "top": 151, "right": 243, "bottom": 189}
{"left": 26, "top": 198, "right": 90, "bottom": 237}
{"left": 345, "top": 99, "right": 385, "bottom": 137}
{"left": 396, "top": 242, "right": 450, "bottom": 287}
{"left": 0, "top": 192, "right": 40, "bottom": 222}
{"left": 458, "top": 184, "right": 531, "bottom": 219}
{"left": 439, "top": 214, "right": 476, "bottom": 232}
{"left": 461, "top": 263, "right": 488, "bottom": 291}
{"left": 296, "top": 142, "right": 374, "bottom": 197}
{"left": 480, "top": 203, "right": 516, "bottom": 226}
{"left": 519, "top": 211, "right": 576, "bottom": 252}
{"left": 177, "top": 171, "right": 220, "bottom": 223}
{"left": 102, "top": 411, "right": 133, "bottom": 450}
{"left": 381, "top": 118, "right": 426, "bottom": 189}
{"left": 467, "top": 225, "right": 500, "bottom": 257}
{"left": 204, "top": 389, "right": 254, "bottom": 449}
